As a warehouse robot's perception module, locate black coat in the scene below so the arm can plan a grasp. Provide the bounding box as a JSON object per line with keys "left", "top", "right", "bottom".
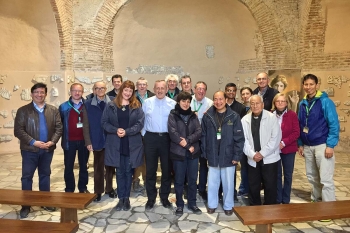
{"left": 168, "top": 109, "right": 201, "bottom": 160}
{"left": 201, "top": 106, "right": 244, "bottom": 168}
{"left": 253, "top": 86, "right": 279, "bottom": 111}
{"left": 101, "top": 102, "right": 144, "bottom": 168}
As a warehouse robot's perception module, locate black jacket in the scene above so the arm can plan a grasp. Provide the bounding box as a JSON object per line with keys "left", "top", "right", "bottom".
{"left": 135, "top": 90, "right": 155, "bottom": 105}
{"left": 168, "top": 109, "right": 201, "bottom": 160}
{"left": 253, "top": 86, "right": 279, "bottom": 111}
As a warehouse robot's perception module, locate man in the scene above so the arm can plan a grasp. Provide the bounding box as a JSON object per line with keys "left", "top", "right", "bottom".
{"left": 241, "top": 95, "right": 282, "bottom": 205}
{"left": 253, "top": 72, "right": 278, "bottom": 111}
{"left": 142, "top": 80, "right": 176, "bottom": 210}
{"left": 133, "top": 77, "right": 155, "bottom": 192}
{"left": 222, "top": 83, "right": 246, "bottom": 202}
{"left": 83, "top": 81, "right": 117, "bottom": 202}
{"left": 59, "top": 83, "right": 89, "bottom": 193}
{"left": 165, "top": 74, "right": 180, "bottom": 99}
{"left": 14, "top": 83, "right": 62, "bottom": 218}
{"left": 190, "top": 81, "right": 213, "bottom": 201}
{"left": 298, "top": 74, "right": 339, "bottom": 207}
{"left": 201, "top": 91, "right": 244, "bottom": 215}
{"left": 107, "top": 74, "right": 123, "bottom": 97}
{"left": 180, "top": 75, "right": 194, "bottom": 94}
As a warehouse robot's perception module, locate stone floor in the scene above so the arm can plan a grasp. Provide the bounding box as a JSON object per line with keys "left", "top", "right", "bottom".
{"left": 0, "top": 150, "right": 350, "bottom": 233}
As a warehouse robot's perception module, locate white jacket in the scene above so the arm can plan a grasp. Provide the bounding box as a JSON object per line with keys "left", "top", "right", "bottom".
{"left": 241, "top": 109, "right": 281, "bottom": 167}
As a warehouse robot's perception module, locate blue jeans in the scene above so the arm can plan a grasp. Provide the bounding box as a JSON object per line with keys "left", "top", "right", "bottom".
{"left": 21, "top": 149, "right": 53, "bottom": 191}
{"left": 64, "top": 140, "right": 89, "bottom": 192}
{"left": 238, "top": 155, "right": 249, "bottom": 194}
{"left": 173, "top": 157, "right": 199, "bottom": 208}
{"left": 208, "top": 166, "right": 235, "bottom": 210}
{"left": 116, "top": 154, "right": 133, "bottom": 198}
{"left": 277, "top": 152, "right": 296, "bottom": 204}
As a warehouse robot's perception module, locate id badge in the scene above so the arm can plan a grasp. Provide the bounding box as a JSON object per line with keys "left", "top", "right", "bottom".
{"left": 217, "top": 132, "right": 221, "bottom": 140}
{"left": 303, "top": 126, "right": 309, "bottom": 134}
{"left": 77, "top": 122, "right": 83, "bottom": 128}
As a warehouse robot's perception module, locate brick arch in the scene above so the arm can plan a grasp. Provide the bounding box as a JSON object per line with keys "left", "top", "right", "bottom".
{"left": 50, "top": 0, "right": 74, "bottom": 70}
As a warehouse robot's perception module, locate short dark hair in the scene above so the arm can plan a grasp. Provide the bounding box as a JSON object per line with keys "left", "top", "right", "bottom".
{"left": 194, "top": 81, "right": 207, "bottom": 90}
{"left": 180, "top": 75, "right": 191, "bottom": 84}
{"left": 225, "top": 83, "right": 237, "bottom": 90}
{"left": 213, "top": 90, "right": 227, "bottom": 99}
{"left": 176, "top": 91, "right": 192, "bottom": 103}
{"left": 112, "top": 74, "right": 123, "bottom": 83}
{"left": 31, "top": 83, "right": 47, "bottom": 94}
{"left": 240, "top": 87, "right": 253, "bottom": 95}
{"left": 302, "top": 74, "right": 318, "bottom": 85}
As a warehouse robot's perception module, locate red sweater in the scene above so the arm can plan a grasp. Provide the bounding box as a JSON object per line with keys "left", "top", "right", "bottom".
{"left": 280, "top": 110, "right": 300, "bottom": 154}
{"left": 68, "top": 106, "right": 84, "bottom": 141}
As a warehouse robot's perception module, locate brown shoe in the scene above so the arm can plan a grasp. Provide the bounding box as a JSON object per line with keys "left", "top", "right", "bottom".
{"left": 207, "top": 208, "right": 215, "bottom": 214}
{"left": 224, "top": 209, "right": 233, "bottom": 216}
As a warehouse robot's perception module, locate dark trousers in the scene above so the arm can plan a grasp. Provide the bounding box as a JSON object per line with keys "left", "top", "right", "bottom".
{"left": 173, "top": 157, "right": 199, "bottom": 208}
{"left": 116, "top": 154, "right": 132, "bottom": 198}
{"left": 198, "top": 157, "right": 208, "bottom": 192}
{"left": 144, "top": 132, "right": 171, "bottom": 200}
{"left": 64, "top": 140, "right": 89, "bottom": 192}
{"left": 93, "top": 149, "right": 115, "bottom": 194}
{"left": 238, "top": 155, "right": 249, "bottom": 194}
{"left": 21, "top": 149, "right": 53, "bottom": 191}
{"left": 248, "top": 160, "right": 278, "bottom": 205}
{"left": 277, "top": 153, "right": 296, "bottom": 204}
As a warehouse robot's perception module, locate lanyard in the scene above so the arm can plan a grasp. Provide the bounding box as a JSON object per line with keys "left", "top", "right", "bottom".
{"left": 305, "top": 100, "right": 316, "bottom": 126}
{"left": 168, "top": 91, "right": 175, "bottom": 99}
{"left": 137, "top": 92, "right": 148, "bottom": 103}
{"left": 194, "top": 101, "right": 202, "bottom": 112}
{"left": 68, "top": 101, "right": 82, "bottom": 122}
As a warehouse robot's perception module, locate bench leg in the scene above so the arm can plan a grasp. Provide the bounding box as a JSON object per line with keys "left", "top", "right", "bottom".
{"left": 256, "top": 224, "right": 272, "bottom": 233}
{"left": 61, "top": 208, "right": 78, "bottom": 223}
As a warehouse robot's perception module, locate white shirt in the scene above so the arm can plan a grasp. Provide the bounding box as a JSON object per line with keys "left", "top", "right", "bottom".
{"left": 190, "top": 96, "right": 213, "bottom": 124}
{"left": 141, "top": 96, "right": 176, "bottom": 136}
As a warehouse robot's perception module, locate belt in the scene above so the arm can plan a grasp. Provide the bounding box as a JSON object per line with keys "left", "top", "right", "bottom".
{"left": 147, "top": 131, "right": 168, "bottom": 136}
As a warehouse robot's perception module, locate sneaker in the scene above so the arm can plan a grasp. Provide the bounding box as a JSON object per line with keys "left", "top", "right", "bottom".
{"left": 19, "top": 206, "right": 30, "bottom": 218}
{"left": 175, "top": 207, "right": 183, "bottom": 216}
{"left": 41, "top": 206, "right": 57, "bottom": 212}
{"left": 198, "top": 191, "right": 207, "bottom": 201}
{"left": 123, "top": 198, "right": 131, "bottom": 211}
{"left": 188, "top": 206, "right": 202, "bottom": 215}
{"left": 115, "top": 198, "right": 124, "bottom": 211}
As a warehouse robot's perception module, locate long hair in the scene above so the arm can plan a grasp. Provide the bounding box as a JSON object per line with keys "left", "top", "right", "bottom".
{"left": 114, "top": 80, "right": 141, "bottom": 109}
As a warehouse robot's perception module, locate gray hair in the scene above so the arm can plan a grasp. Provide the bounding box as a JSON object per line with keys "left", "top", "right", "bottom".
{"left": 249, "top": 94, "right": 263, "bottom": 102}
{"left": 165, "top": 74, "right": 179, "bottom": 84}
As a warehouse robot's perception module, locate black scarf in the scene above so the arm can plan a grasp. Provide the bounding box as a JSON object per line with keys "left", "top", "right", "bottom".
{"left": 175, "top": 103, "right": 192, "bottom": 115}
{"left": 276, "top": 107, "right": 287, "bottom": 116}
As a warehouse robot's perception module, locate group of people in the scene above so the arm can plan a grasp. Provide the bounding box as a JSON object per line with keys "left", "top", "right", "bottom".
{"left": 13, "top": 72, "right": 339, "bottom": 219}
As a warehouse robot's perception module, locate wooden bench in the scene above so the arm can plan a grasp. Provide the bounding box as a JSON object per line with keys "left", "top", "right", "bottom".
{"left": 233, "top": 200, "right": 350, "bottom": 233}
{"left": 0, "top": 219, "right": 78, "bottom": 233}
{"left": 0, "top": 189, "right": 96, "bottom": 223}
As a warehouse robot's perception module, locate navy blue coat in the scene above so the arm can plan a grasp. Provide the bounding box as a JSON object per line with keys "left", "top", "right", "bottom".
{"left": 101, "top": 101, "right": 144, "bottom": 168}
{"left": 201, "top": 105, "right": 245, "bottom": 168}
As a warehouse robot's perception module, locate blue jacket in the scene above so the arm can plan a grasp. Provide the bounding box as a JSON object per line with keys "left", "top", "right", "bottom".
{"left": 298, "top": 91, "right": 339, "bottom": 148}
{"left": 101, "top": 102, "right": 145, "bottom": 168}
{"left": 201, "top": 105, "right": 245, "bottom": 168}
{"left": 82, "top": 95, "right": 114, "bottom": 150}
{"left": 59, "top": 97, "right": 85, "bottom": 150}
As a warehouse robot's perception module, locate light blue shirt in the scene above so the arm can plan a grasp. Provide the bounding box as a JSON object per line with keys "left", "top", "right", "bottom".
{"left": 142, "top": 96, "right": 176, "bottom": 136}
{"left": 33, "top": 102, "right": 46, "bottom": 113}
{"left": 190, "top": 96, "right": 213, "bottom": 124}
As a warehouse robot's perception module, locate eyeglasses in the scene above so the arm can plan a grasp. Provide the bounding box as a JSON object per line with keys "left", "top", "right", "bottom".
{"left": 257, "top": 78, "right": 267, "bottom": 81}
{"left": 182, "top": 82, "right": 191, "bottom": 85}
{"left": 32, "top": 91, "right": 46, "bottom": 95}
{"left": 71, "top": 90, "right": 83, "bottom": 93}
{"left": 250, "top": 102, "right": 262, "bottom": 107}
{"left": 275, "top": 100, "right": 286, "bottom": 103}
{"left": 94, "top": 87, "right": 106, "bottom": 91}
{"left": 196, "top": 88, "right": 206, "bottom": 92}
{"left": 168, "top": 80, "right": 177, "bottom": 84}
{"left": 137, "top": 84, "right": 147, "bottom": 87}
{"left": 225, "top": 89, "right": 236, "bottom": 93}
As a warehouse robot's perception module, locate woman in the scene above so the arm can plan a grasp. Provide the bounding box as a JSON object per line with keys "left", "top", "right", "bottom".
{"left": 270, "top": 75, "right": 288, "bottom": 93}
{"left": 237, "top": 87, "right": 253, "bottom": 197}
{"left": 101, "top": 80, "right": 144, "bottom": 211}
{"left": 168, "top": 92, "right": 202, "bottom": 216}
{"left": 272, "top": 93, "right": 300, "bottom": 204}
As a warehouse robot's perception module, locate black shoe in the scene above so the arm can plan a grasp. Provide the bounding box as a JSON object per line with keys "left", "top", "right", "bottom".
{"left": 41, "top": 206, "right": 56, "bottom": 212}
{"left": 115, "top": 198, "right": 124, "bottom": 211}
{"left": 145, "top": 199, "right": 155, "bottom": 210}
{"left": 175, "top": 206, "right": 183, "bottom": 216}
{"left": 188, "top": 205, "right": 202, "bottom": 215}
{"left": 123, "top": 198, "right": 131, "bottom": 211}
{"left": 94, "top": 194, "right": 102, "bottom": 202}
{"left": 161, "top": 198, "right": 172, "bottom": 208}
{"left": 106, "top": 190, "right": 117, "bottom": 198}
{"left": 234, "top": 195, "right": 239, "bottom": 202}
{"left": 79, "top": 190, "right": 90, "bottom": 193}
{"left": 19, "top": 206, "right": 30, "bottom": 218}
{"left": 198, "top": 191, "right": 207, "bottom": 201}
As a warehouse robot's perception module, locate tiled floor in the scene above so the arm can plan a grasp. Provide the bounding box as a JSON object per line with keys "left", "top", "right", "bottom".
{"left": 0, "top": 150, "right": 349, "bottom": 232}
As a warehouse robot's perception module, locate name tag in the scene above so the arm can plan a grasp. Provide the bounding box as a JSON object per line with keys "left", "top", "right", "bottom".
{"left": 77, "top": 123, "right": 83, "bottom": 128}
{"left": 217, "top": 132, "right": 221, "bottom": 140}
